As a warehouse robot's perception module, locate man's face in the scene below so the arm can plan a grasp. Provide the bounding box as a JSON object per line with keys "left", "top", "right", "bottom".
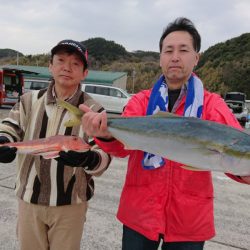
{"left": 160, "top": 31, "right": 199, "bottom": 89}
{"left": 49, "top": 50, "right": 87, "bottom": 88}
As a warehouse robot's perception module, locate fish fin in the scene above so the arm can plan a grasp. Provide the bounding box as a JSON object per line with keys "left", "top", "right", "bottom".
{"left": 180, "top": 165, "right": 209, "bottom": 172}
{"left": 150, "top": 111, "right": 181, "bottom": 118}
{"left": 57, "top": 99, "right": 83, "bottom": 116}
{"left": 63, "top": 118, "right": 81, "bottom": 127}
{"left": 57, "top": 99, "right": 83, "bottom": 127}
{"left": 206, "top": 145, "right": 224, "bottom": 154}
{"left": 240, "top": 130, "right": 250, "bottom": 136}
{"left": 191, "top": 146, "right": 223, "bottom": 156}
{"left": 151, "top": 111, "right": 200, "bottom": 120}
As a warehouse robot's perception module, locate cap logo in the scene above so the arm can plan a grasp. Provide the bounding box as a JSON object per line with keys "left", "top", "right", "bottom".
{"left": 60, "top": 41, "right": 84, "bottom": 53}
{"left": 60, "top": 41, "right": 88, "bottom": 61}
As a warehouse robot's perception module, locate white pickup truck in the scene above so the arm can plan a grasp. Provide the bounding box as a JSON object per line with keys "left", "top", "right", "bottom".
{"left": 224, "top": 92, "right": 248, "bottom": 127}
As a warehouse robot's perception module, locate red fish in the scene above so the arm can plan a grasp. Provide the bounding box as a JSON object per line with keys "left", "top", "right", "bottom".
{"left": 1, "top": 135, "right": 90, "bottom": 159}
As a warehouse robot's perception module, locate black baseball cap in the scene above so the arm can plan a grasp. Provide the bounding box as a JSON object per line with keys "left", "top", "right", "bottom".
{"left": 51, "top": 39, "right": 88, "bottom": 68}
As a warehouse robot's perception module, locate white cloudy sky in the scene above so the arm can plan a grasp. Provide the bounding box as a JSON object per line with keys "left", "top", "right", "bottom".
{"left": 0, "top": 0, "right": 249, "bottom": 55}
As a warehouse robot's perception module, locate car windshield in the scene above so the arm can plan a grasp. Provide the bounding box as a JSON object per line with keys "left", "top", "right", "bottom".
{"left": 225, "top": 93, "right": 245, "bottom": 102}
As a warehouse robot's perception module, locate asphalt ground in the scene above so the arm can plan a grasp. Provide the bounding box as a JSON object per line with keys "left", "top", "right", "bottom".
{"left": 0, "top": 106, "right": 250, "bottom": 250}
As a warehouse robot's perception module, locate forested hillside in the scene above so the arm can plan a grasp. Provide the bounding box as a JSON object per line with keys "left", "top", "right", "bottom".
{"left": 196, "top": 33, "right": 250, "bottom": 97}
{"left": 0, "top": 49, "right": 23, "bottom": 61}
{"left": 0, "top": 34, "right": 249, "bottom": 96}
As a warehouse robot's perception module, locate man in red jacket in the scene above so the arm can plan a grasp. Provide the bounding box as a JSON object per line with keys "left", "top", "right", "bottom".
{"left": 80, "top": 17, "right": 250, "bottom": 250}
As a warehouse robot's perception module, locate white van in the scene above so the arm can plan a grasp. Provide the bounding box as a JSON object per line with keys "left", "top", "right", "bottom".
{"left": 82, "top": 84, "right": 131, "bottom": 113}
{"left": 24, "top": 79, "right": 50, "bottom": 93}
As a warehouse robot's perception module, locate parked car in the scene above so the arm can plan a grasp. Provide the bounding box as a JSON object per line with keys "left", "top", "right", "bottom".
{"left": 24, "top": 79, "right": 49, "bottom": 92}
{"left": 224, "top": 92, "right": 248, "bottom": 127}
{"left": 81, "top": 84, "right": 131, "bottom": 114}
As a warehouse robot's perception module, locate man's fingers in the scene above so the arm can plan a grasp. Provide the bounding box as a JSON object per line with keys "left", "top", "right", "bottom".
{"left": 91, "top": 112, "right": 104, "bottom": 130}
{"left": 79, "top": 103, "right": 112, "bottom": 139}
{"left": 100, "top": 111, "right": 108, "bottom": 131}
{"left": 79, "top": 104, "right": 92, "bottom": 113}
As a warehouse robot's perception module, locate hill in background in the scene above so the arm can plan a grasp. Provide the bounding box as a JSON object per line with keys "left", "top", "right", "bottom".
{"left": 196, "top": 33, "right": 250, "bottom": 97}
{"left": 0, "top": 49, "right": 24, "bottom": 65}
{"left": 0, "top": 34, "right": 249, "bottom": 96}
{"left": 0, "top": 49, "right": 23, "bottom": 59}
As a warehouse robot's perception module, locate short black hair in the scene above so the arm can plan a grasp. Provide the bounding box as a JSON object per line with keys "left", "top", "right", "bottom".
{"left": 159, "top": 17, "right": 201, "bottom": 52}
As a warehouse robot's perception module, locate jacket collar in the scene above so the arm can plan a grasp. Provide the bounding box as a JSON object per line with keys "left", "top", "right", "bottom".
{"left": 46, "top": 80, "right": 82, "bottom": 106}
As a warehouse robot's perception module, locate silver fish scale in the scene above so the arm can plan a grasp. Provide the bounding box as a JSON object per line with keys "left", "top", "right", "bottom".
{"left": 108, "top": 116, "right": 250, "bottom": 148}
{"left": 107, "top": 116, "right": 250, "bottom": 175}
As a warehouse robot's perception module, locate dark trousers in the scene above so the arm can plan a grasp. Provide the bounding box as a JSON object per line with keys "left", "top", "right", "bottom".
{"left": 122, "top": 225, "right": 205, "bottom": 250}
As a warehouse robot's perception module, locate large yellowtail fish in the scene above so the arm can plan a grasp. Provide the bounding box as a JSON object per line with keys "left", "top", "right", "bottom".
{"left": 1, "top": 135, "right": 90, "bottom": 159}
{"left": 58, "top": 100, "right": 250, "bottom": 175}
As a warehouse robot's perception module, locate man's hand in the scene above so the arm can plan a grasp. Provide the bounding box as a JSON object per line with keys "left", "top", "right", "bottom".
{"left": 0, "top": 136, "right": 17, "bottom": 163}
{"left": 55, "top": 150, "right": 99, "bottom": 170}
{"left": 79, "top": 104, "right": 113, "bottom": 140}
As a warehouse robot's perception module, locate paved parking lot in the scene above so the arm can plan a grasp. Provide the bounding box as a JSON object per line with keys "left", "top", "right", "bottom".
{"left": 1, "top": 106, "right": 250, "bottom": 250}
{"left": 1, "top": 157, "right": 250, "bottom": 250}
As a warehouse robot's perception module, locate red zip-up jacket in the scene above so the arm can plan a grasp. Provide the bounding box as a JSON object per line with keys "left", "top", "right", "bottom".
{"left": 95, "top": 88, "right": 245, "bottom": 242}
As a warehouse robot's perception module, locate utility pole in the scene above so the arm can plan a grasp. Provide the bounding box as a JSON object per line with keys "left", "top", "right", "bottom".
{"left": 16, "top": 52, "right": 19, "bottom": 66}
{"left": 132, "top": 68, "right": 136, "bottom": 93}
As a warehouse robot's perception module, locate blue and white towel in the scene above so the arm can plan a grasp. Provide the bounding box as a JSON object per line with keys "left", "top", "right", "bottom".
{"left": 142, "top": 74, "right": 204, "bottom": 170}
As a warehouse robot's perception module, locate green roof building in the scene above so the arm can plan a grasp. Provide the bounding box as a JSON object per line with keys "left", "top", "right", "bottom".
{"left": 1, "top": 65, "right": 128, "bottom": 90}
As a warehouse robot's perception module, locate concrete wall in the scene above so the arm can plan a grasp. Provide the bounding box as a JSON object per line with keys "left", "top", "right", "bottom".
{"left": 113, "top": 75, "right": 127, "bottom": 90}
